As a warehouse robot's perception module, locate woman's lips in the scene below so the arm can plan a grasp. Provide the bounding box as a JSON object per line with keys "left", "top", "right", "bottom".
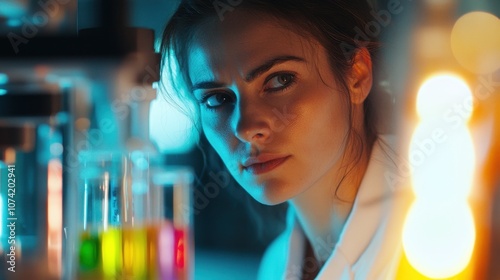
{"left": 243, "top": 155, "right": 290, "bottom": 175}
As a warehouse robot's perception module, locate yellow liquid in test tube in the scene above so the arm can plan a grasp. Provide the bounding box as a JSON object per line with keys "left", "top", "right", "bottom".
{"left": 79, "top": 226, "right": 169, "bottom": 279}
{"left": 122, "top": 227, "right": 148, "bottom": 279}
{"left": 101, "top": 227, "right": 122, "bottom": 278}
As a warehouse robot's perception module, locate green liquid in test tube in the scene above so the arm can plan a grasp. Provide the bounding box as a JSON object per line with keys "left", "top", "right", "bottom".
{"left": 79, "top": 233, "right": 100, "bottom": 271}
{"left": 78, "top": 153, "right": 121, "bottom": 279}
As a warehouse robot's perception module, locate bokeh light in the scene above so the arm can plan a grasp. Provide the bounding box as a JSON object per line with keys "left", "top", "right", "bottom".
{"left": 451, "top": 11, "right": 500, "bottom": 74}
{"left": 416, "top": 74, "right": 473, "bottom": 120}
{"left": 404, "top": 74, "right": 476, "bottom": 278}
{"left": 403, "top": 201, "right": 476, "bottom": 279}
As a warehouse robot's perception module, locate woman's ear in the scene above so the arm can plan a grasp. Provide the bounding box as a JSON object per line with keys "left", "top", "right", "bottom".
{"left": 347, "top": 48, "right": 373, "bottom": 104}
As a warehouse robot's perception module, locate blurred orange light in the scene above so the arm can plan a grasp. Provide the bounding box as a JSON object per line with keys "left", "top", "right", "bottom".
{"left": 47, "top": 159, "right": 63, "bottom": 277}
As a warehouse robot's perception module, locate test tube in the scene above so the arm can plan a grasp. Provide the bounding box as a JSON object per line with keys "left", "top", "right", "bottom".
{"left": 151, "top": 166, "right": 194, "bottom": 280}
{"left": 77, "top": 151, "right": 122, "bottom": 280}
{"left": 77, "top": 150, "right": 194, "bottom": 280}
{"left": 120, "top": 151, "right": 150, "bottom": 279}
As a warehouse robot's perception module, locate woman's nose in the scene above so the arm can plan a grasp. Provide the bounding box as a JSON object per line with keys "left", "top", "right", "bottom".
{"left": 233, "top": 100, "right": 273, "bottom": 144}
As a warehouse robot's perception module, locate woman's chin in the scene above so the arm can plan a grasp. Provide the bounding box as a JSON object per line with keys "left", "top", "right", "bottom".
{"left": 254, "top": 196, "right": 287, "bottom": 206}
{"left": 248, "top": 186, "right": 295, "bottom": 206}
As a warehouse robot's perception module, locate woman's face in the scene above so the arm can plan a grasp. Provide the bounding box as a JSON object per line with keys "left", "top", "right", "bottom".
{"left": 187, "top": 11, "right": 354, "bottom": 205}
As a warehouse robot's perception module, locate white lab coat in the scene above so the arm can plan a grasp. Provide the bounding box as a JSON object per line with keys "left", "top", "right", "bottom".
{"left": 258, "top": 136, "right": 413, "bottom": 280}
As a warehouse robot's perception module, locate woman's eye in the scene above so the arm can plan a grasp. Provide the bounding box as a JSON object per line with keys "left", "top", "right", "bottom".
{"left": 202, "top": 92, "right": 232, "bottom": 108}
{"left": 265, "top": 73, "right": 295, "bottom": 91}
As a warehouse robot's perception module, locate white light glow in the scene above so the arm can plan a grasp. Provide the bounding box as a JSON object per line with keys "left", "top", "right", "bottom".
{"left": 403, "top": 201, "right": 475, "bottom": 278}
{"left": 409, "top": 124, "right": 475, "bottom": 200}
{"left": 416, "top": 74, "right": 473, "bottom": 120}
{"left": 404, "top": 74, "right": 476, "bottom": 278}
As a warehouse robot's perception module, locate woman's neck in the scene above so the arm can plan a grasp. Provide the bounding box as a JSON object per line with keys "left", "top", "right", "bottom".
{"left": 289, "top": 141, "right": 371, "bottom": 265}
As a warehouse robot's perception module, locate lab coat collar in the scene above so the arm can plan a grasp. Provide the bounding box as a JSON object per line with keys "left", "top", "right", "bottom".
{"left": 284, "top": 135, "right": 412, "bottom": 279}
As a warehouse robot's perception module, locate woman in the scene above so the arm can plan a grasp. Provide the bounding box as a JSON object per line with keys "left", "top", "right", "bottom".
{"left": 161, "top": 0, "right": 411, "bottom": 279}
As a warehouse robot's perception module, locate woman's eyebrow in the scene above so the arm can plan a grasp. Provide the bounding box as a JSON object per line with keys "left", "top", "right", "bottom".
{"left": 191, "top": 55, "right": 305, "bottom": 91}
{"left": 191, "top": 81, "right": 226, "bottom": 91}
{"left": 245, "top": 55, "right": 305, "bottom": 82}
